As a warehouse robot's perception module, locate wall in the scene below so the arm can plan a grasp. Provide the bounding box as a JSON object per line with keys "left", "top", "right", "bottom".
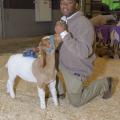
{"left": 3, "top": 9, "right": 51, "bottom": 38}
{"left": 50, "top": 9, "right": 61, "bottom": 34}
{"left": 0, "top": 0, "right": 3, "bottom": 38}
{"left": 2, "top": 9, "right": 61, "bottom": 38}
{"left": 2, "top": 0, "right": 61, "bottom": 38}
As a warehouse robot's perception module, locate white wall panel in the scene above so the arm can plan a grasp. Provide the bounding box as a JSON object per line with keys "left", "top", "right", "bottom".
{"left": 35, "top": 0, "right": 52, "bottom": 22}
{"left": 0, "top": 0, "right": 2, "bottom": 38}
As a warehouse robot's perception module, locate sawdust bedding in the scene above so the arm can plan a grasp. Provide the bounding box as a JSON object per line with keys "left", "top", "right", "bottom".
{"left": 0, "top": 38, "right": 120, "bottom": 120}
{"left": 0, "top": 54, "right": 120, "bottom": 120}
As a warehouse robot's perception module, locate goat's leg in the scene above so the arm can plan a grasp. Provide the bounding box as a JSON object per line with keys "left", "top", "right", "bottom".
{"left": 37, "top": 87, "right": 46, "bottom": 109}
{"left": 7, "top": 72, "right": 16, "bottom": 98}
{"left": 48, "top": 80, "right": 58, "bottom": 106}
{"left": 113, "top": 42, "right": 119, "bottom": 59}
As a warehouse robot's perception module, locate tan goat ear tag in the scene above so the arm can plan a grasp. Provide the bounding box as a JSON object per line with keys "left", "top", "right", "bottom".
{"left": 38, "top": 53, "right": 42, "bottom": 58}
{"left": 46, "top": 42, "right": 51, "bottom": 48}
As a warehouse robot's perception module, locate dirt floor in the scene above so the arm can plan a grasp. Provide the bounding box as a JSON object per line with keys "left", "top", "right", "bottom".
{"left": 0, "top": 37, "right": 120, "bottom": 120}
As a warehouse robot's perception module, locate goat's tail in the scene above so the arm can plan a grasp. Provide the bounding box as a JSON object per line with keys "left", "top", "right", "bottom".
{"left": 5, "top": 57, "right": 10, "bottom": 68}
{"left": 5, "top": 55, "right": 13, "bottom": 68}
{"left": 5, "top": 62, "right": 8, "bottom": 68}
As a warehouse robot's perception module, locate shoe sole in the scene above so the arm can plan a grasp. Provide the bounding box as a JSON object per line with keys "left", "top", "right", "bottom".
{"left": 102, "top": 77, "right": 113, "bottom": 99}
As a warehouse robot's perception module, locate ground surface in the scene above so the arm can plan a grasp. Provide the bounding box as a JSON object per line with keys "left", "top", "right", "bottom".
{"left": 0, "top": 37, "right": 120, "bottom": 120}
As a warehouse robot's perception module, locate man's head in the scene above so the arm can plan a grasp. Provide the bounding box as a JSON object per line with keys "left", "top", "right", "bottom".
{"left": 60, "top": 0, "right": 79, "bottom": 17}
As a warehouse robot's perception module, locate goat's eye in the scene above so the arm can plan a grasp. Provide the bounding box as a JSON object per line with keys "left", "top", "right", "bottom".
{"left": 48, "top": 42, "right": 51, "bottom": 45}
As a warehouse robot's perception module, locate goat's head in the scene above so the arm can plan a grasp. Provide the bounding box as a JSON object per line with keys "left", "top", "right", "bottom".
{"left": 35, "top": 34, "right": 62, "bottom": 68}
{"left": 56, "top": 20, "right": 68, "bottom": 31}
{"left": 38, "top": 20, "right": 67, "bottom": 53}
{"left": 38, "top": 36, "right": 55, "bottom": 54}
{"left": 38, "top": 34, "right": 62, "bottom": 53}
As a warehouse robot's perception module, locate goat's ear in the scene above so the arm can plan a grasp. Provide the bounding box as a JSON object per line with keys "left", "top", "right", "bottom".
{"left": 38, "top": 42, "right": 44, "bottom": 51}
{"left": 39, "top": 39, "right": 51, "bottom": 50}
{"left": 54, "top": 34, "right": 62, "bottom": 48}
{"left": 45, "top": 40, "right": 51, "bottom": 48}
{"left": 32, "top": 47, "right": 39, "bottom": 52}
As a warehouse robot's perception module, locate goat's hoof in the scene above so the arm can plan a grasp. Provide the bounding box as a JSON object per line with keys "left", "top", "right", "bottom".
{"left": 40, "top": 105, "right": 46, "bottom": 109}
{"left": 11, "top": 95, "right": 15, "bottom": 99}
{"left": 41, "top": 107, "right": 46, "bottom": 110}
{"left": 10, "top": 93, "right": 15, "bottom": 99}
{"left": 7, "top": 89, "right": 10, "bottom": 94}
{"left": 54, "top": 102, "right": 58, "bottom": 106}
{"left": 7, "top": 84, "right": 10, "bottom": 93}
{"left": 114, "top": 54, "right": 119, "bottom": 59}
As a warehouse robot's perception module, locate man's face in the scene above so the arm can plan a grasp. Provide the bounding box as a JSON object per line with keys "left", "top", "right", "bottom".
{"left": 60, "top": 0, "right": 77, "bottom": 17}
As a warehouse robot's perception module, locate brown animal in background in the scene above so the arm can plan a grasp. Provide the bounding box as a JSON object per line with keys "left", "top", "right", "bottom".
{"left": 117, "top": 21, "right": 120, "bottom": 26}
{"left": 110, "top": 21, "right": 120, "bottom": 59}
{"left": 90, "top": 15, "right": 116, "bottom": 26}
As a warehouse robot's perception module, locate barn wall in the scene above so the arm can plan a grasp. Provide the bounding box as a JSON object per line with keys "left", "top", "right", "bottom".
{"left": 1, "top": 0, "right": 61, "bottom": 38}
{"left": 50, "top": 9, "right": 61, "bottom": 34}
{"left": 3, "top": 9, "right": 51, "bottom": 38}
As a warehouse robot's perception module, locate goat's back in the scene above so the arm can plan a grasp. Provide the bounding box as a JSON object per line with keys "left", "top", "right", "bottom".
{"left": 6, "top": 54, "right": 37, "bottom": 82}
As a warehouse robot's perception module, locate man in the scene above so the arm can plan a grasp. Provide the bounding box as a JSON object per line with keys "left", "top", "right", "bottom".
{"left": 55, "top": 0, "right": 113, "bottom": 107}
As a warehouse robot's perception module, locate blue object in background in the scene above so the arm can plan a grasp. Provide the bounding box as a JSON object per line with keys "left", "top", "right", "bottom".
{"left": 47, "top": 35, "right": 55, "bottom": 53}
{"left": 23, "top": 35, "right": 55, "bottom": 57}
{"left": 23, "top": 49, "right": 37, "bottom": 58}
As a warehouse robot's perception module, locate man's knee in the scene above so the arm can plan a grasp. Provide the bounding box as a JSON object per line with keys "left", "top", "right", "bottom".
{"left": 68, "top": 93, "right": 81, "bottom": 107}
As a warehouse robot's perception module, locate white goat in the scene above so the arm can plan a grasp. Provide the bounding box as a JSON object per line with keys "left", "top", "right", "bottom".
{"left": 6, "top": 35, "right": 61, "bottom": 109}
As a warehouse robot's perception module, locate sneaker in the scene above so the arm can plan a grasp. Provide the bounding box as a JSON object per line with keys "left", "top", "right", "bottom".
{"left": 57, "top": 94, "right": 65, "bottom": 99}
{"left": 102, "top": 77, "right": 113, "bottom": 99}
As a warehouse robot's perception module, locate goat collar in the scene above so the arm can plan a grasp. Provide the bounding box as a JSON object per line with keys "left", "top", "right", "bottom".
{"left": 46, "top": 35, "right": 55, "bottom": 54}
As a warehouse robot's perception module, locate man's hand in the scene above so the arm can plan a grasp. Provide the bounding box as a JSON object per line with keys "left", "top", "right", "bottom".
{"left": 55, "top": 21, "right": 66, "bottom": 34}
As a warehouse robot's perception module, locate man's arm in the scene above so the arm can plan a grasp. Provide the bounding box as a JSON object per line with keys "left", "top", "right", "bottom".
{"left": 55, "top": 20, "right": 95, "bottom": 59}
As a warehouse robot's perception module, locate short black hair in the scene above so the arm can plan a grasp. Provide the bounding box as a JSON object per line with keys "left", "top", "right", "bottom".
{"left": 76, "top": 0, "right": 79, "bottom": 4}
{"left": 60, "top": 0, "right": 79, "bottom": 4}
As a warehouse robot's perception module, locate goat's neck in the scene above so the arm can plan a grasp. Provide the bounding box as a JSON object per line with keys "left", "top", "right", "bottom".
{"left": 45, "top": 51, "right": 55, "bottom": 69}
